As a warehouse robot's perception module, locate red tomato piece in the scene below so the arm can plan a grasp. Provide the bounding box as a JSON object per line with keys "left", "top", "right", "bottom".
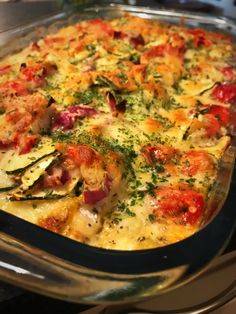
{"left": 142, "top": 43, "right": 184, "bottom": 63}
{"left": 14, "top": 134, "right": 38, "bottom": 155}
{"left": 0, "top": 65, "right": 11, "bottom": 75}
{"left": 155, "top": 187, "right": 204, "bottom": 224}
{"left": 181, "top": 150, "right": 214, "bottom": 176}
{"left": 6, "top": 111, "right": 32, "bottom": 132}
{"left": 203, "top": 114, "right": 221, "bottom": 137}
{"left": 143, "top": 144, "right": 177, "bottom": 164}
{"left": 207, "top": 105, "right": 230, "bottom": 126}
{"left": 20, "top": 65, "right": 44, "bottom": 87}
{"left": 144, "top": 44, "right": 172, "bottom": 58}
{"left": 89, "top": 18, "right": 114, "bottom": 36}
{"left": 170, "top": 33, "right": 186, "bottom": 52}
{"left": 211, "top": 84, "right": 236, "bottom": 104}
{"left": 189, "top": 113, "right": 222, "bottom": 138}
{"left": 2, "top": 79, "right": 29, "bottom": 96}
{"left": 66, "top": 145, "right": 96, "bottom": 166}
{"left": 189, "top": 28, "right": 212, "bottom": 48}
{"left": 20, "top": 63, "right": 56, "bottom": 87}
{"left": 220, "top": 66, "right": 235, "bottom": 81}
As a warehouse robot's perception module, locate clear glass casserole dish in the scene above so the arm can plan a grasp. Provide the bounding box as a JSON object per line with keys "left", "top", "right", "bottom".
{"left": 0, "top": 3, "right": 235, "bottom": 304}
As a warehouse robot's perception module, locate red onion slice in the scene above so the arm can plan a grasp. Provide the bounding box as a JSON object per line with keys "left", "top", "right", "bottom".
{"left": 83, "top": 173, "right": 112, "bottom": 204}
{"left": 52, "top": 105, "right": 98, "bottom": 130}
{"left": 130, "top": 34, "right": 145, "bottom": 48}
{"left": 106, "top": 92, "right": 117, "bottom": 112}
{"left": 83, "top": 188, "right": 107, "bottom": 204}
{"left": 113, "top": 31, "right": 145, "bottom": 48}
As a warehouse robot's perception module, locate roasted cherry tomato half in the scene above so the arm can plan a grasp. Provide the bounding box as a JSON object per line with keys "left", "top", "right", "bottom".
{"left": 64, "top": 145, "right": 96, "bottom": 166}
{"left": 154, "top": 187, "right": 204, "bottom": 225}
{"left": 142, "top": 144, "right": 177, "bottom": 164}
{"left": 2, "top": 79, "right": 29, "bottom": 96}
{"left": 181, "top": 150, "right": 214, "bottom": 177}
{"left": 211, "top": 84, "right": 236, "bottom": 104}
{"left": 188, "top": 28, "right": 212, "bottom": 48}
{"left": 14, "top": 134, "right": 38, "bottom": 155}
{"left": 207, "top": 105, "right": 230, "bottom": 126}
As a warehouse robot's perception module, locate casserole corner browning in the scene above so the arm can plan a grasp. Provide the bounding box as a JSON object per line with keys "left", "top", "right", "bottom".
{"left": 0, "top": 12, "right": 235, "bottom": 251}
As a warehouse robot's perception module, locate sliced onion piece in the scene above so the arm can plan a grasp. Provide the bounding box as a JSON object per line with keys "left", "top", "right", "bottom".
{"left": 52, "top": 105, "right": 98, "bottom": 130}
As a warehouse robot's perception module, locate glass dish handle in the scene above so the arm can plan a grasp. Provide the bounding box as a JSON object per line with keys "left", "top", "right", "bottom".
{"left": 0, "top": 232, "right": 76, "bottom": 296}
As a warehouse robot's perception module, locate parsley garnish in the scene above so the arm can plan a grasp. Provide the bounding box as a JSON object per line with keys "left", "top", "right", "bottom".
{"left": 116, "top": 72, "right": 128, "bottom": 83}
{"left": 148, "top": 214, "right": 156, "bottom": 223}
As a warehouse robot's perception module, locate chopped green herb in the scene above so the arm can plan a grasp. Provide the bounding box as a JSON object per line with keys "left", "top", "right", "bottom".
{"left": 146, "top": 182, "right": 156, "bottom": 196}
{"left": 116, "top": 72, "right": 128, "bottom": 83}
{"left": 137, "top": 236, "right": 146, "bottom": 242}
{"left": 185, "top": 178, "right": 196, "bottom": 186}
{"left": 126, "top": 208, "right": 136, "bottom": 217}
{"left": 148, "top": 214, "right": 156, "bottom": 223}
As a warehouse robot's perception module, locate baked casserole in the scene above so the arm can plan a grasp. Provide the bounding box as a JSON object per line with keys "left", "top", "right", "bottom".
{"left": 0, "top": 14, "right": 235, "bottom": 250}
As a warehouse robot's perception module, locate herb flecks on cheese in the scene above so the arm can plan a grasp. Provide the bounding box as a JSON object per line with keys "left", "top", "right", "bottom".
{"left": 0, "top": 14, "right": 234, "bottom": 250}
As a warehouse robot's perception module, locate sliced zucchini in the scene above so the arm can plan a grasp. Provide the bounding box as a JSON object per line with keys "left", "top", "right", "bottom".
{"left": 0, "top": 170, "right": 18, "bottom": 191}
{"left": 9, "top": 174, "right": 81, "bottom": 201}
{"left": 203, "top": 136, "right": 231, "bottom": 159}
{"left": 199, "top": 82, "right": 219, "bottom": 96}
{"left": 0, "top": 137, "right": 55, "bottom": 174}
{"left": 21, "top": 153, "right": 59, "bottom": 190}
{"left": 8, "top": 152, "right": 59, "bottom": 199}
{"left": 179, "top": 80, "right": 217, "bottom": 96}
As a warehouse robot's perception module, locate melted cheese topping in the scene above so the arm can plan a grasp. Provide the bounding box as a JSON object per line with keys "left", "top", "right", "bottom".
{"left": 0, "top": 14, "right": 234, "bottom": 250}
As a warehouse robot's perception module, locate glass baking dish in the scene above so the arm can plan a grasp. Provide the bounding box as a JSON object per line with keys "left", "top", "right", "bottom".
{"left": 0, "top": 3, "right": 235, "bottom": 304}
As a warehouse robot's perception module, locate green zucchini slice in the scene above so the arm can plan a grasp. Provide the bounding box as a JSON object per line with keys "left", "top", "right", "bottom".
{"left": 8, "top": 152, "right": 59, "bottom": 199}
{"left": 9, "top": 175, "right": 81, "bottom": 200}
{"left": 0, "top": 137, "right": 55, "bottom": 174}
{"left": 199, "top": 82, "right": 219, "bottom": 96}
{"left": 0, "top": 170, "right": 18, "bottom": 191}
{"left": 21, "top": 153, "right": 59, "bottom": 190}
